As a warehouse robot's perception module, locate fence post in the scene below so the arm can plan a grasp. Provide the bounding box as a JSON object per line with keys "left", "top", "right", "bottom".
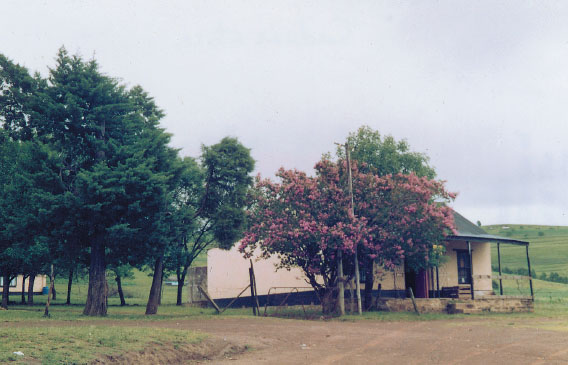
{"left": 526, "top": 244, "right": 534, "bottom": 300}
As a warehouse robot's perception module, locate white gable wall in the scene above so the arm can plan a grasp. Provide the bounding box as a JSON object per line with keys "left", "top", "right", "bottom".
{"left": 207, "top": 246, "right": 313, "bottom": 300}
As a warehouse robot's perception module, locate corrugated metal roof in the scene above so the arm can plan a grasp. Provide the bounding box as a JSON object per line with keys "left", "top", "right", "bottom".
{"left": 448, "top": 210, "right": 529, "bottom": 246}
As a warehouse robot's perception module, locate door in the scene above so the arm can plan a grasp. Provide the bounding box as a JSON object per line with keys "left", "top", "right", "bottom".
{"left": 404, "top": 261, "right": 429, "bottom": 298}
{"left": 456, "top": 250, "right": 471, "bottom": 284}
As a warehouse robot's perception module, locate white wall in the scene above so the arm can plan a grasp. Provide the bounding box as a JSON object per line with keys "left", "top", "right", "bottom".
{"left": 207, "top": 246, "right": 313, "bottom": 299}
{"left": 0, "top": 275, "right": 47, "bottom": 293}
{"left": 207, "top": 239, "right": 494, "bottom": 299}
{"left": 438, "top": 240, "right": 493, "bottom": 296}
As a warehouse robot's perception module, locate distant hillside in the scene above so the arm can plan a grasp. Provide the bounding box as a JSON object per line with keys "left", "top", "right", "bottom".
{"left": 482, "top": 224, "right": 568, "bottom": 276}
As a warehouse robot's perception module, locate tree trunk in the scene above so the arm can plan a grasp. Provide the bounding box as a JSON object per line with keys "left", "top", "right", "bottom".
{"left": 66, "top": 267, "right": 73, "bottom": 305}
{"left": 158, "top": 265, "right": 165, "bottom": 305}
{"left": 21, "top": 275, "right": 27, "bottom": 304}
{"left": 83, "top": 237, "right": 108, "bottom": 316}
{"left": 145, "top": 255, "right": 164, "bottom": 315}
{"left": 320, "top": 288, "right": 337, "bottom": 315}
{"left": 52, "top": 280, "right": 57, "bottom": 300}
{"left": 115, "top": 273, "right": 126, "bottom": 306}
{"left": 27, "top": 274, "right": 35, "bottom": 305}
{"left": 1, "top": 274, "right": 10, "bottom": 309}
{"left": 363, "top": 261, "right": 374, "bottom": 311}
{"left": 176, "top": 266, "right": 188, "bottom": 306}
{"left": 349, "top": 278, "right": 355, "bottom": 313}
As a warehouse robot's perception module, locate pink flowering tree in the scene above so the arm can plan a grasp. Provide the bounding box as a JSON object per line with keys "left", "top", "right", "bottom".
{"left": 241, "top": 158, "right": 456, "bottom": 313}
{"left": 351, "top": 167, "right": 457, "bottom": 272}
{"left": 240, "top": 160, "right": 370, "bottom": 313}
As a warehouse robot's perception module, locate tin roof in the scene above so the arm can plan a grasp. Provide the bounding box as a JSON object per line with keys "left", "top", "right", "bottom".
{"left": 447, "top": 210, "right": 529, "bottom": 246}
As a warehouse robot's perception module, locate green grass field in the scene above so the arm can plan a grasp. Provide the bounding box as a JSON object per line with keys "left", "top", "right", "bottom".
{"left": 484, "top": 224, "right": 568, "bottom": 276}
{"left": 483, "top": 224, "right": 568, "bottom": 300}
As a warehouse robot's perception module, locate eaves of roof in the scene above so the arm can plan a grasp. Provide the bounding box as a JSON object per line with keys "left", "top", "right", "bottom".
{"left": 446, "top": 234, "right": 529, "bottom": 246}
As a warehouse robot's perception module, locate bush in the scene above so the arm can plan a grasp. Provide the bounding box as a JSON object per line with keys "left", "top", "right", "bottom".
{"left": 492, "top": 280, "right": 499, "bottom": 290}
{"left": 491, "top": 265, "right": 536, "bottom": 278}
{"left": 538, "top": 231, "right": 545, "bottom": 237}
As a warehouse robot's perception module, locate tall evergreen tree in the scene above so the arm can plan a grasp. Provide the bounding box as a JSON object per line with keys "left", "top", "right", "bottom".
{"left": 0, "top": 131, "right": 60, "bottom": 308}
{"left": 18, "top": 48, "right": 180, "bottom": 316}
{"left": 0, "top": 54, "right": 39, "bottom": 140}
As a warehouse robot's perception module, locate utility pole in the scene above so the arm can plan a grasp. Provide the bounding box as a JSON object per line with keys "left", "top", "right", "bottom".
{"left": 337, "top": 250, "right": 345, "bottom": 316}
{"left": 334, "top": 143, "right": 346, "bottom": 316}
{"left": 345, "top": 143, "right": 363, "bottom": 315}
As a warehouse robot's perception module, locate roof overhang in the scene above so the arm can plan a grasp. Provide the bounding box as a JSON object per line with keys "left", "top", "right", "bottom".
{"left": 446, "top": 234, "right": 529, "bottom": 246}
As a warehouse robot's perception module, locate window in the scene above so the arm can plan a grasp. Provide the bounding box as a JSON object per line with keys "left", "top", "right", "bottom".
{"left": 0, "top": 277, "right": 17, "bottom": 287}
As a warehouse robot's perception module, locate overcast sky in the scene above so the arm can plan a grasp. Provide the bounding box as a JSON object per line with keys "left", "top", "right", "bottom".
{"left": 3, "top": 1, "right": 568, "bottom": 226}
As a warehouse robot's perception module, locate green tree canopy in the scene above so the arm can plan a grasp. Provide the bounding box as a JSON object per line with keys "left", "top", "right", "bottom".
{"left": 0, "top": 131, "right": 61, "bottom": 308}
{"left": 1, "top": 47, "right": 181, "bottom": 316}
{"left": 163, "top": 137, "right": 255, "bottom": 307}
{"left": 340, "top": 125, "right": 435, "bottom": 178}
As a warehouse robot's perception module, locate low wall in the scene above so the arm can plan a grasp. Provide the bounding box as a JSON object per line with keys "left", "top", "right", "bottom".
{"left": 187, "top": 266, "right": 208, "bottom": 305}
{"left": 377, "top": 297, "right": 534, "bottom": 314}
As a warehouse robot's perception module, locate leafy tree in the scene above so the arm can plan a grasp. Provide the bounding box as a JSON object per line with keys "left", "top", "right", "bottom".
{"left": 164, "top": 138, "right": 255, "bottom": 307}
{"left": 0, "top": 131, "right": 20, "bottom": 308}
{"left": 0, "top": 131, "right": 60, "bottom": 308}
{"left": 1, "top": 49, "right": 254, "bottom": 315}
{"left": 10, "top": 48, "right": 181, "bottom": 316}
{"left": 0, "top": 54, "right": 39, "bottom": 140}
{"left": 338, "top": 126, "right": 438, "bottom": 308}
{"left": 350, "top": 167, "right": 456, "bottom": 269}
{"left": 241, "top": 158, "right": 455, "bottom": 313}
{"left": 340, "top": 126, "right": 435, "bottom": 178}
{"left": 241, "top": 160, "right": 370, "bottom": 313}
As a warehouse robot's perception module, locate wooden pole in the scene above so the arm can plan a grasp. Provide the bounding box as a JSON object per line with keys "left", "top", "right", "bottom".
{"left": 348, "top": 279, "right": 354, "bottom": 313}
{"left": 250, "top": 260, "right": 261, "bottom": 313}
{"left": 435, "top": 266, "right": 440, "bottom": 298}
{"left": 497, "top": 242, "right": 503, "bottom": 295}
{"left": 468, "top": 241, "right": 474, "bottom": 300}
{"left": 526, "top": 244, "right": 534, "bottom": 300}
{"left": 408, "top": 287, "right": 420, "bottom": 315}
{"left": 345, "top": 143, "right": 362, "bottom": 315}
{"left": 337, "top": 250, "right": 345, "bottom": 316}
{"left": 197, "top": 285, "right": 221, "bottom": 313}
{"left": 429, "top": 268, "right": 434, "bottom": 299}
{"left": 248, "top": 267, "right": 257, "bottom": 316}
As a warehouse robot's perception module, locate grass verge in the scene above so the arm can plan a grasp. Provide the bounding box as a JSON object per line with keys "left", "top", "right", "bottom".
{"left": 0, "top": 325, "right": 204, "bottom": 364}
{"left": 0, "top": 304, "right": 252, "bottom": 322}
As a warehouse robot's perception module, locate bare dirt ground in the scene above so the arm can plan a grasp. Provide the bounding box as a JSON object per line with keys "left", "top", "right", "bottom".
{"left": 7, "top": 316, "right": 568, "bottom": 364}
{"left": 177, "top": 317, "right": 568, "bottom": 365}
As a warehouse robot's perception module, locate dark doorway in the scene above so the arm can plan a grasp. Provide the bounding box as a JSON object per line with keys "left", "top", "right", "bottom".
{"left": 456, "top": 250, "right": 472, "bottom": 284}
{"left": 404, "top": 263, "right": 416, "bottom": 297}
{"left": 404, "top": 262, "right": 429, "bottom": 298}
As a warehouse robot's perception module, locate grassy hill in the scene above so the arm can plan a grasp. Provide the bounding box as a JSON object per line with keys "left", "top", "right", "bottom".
{"left": 483, "top": 224, "right": 568, "bottom": 277}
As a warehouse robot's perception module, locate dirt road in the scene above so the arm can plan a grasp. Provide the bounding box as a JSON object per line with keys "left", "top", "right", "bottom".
{"left": 160, "top": 317, "right": 568, "bottom": 364}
